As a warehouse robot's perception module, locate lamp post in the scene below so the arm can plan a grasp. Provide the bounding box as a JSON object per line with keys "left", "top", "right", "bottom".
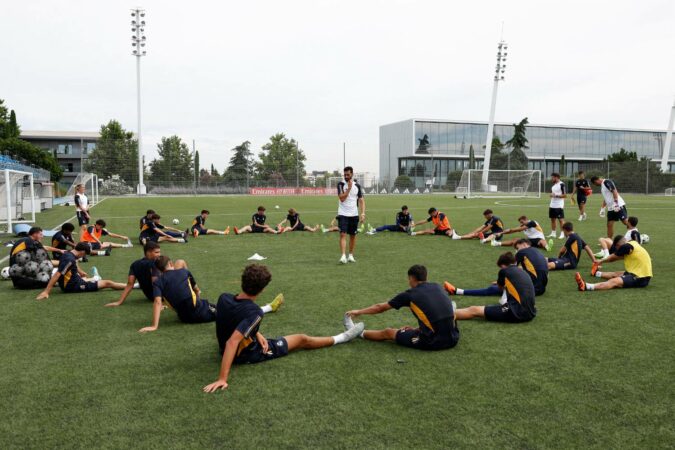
{"left": 660, "top": 99, "right": 675, "bottom": 173}
{"left": 131, "top": 8, "right": 147, "bottom": 195}
{"left": 481, "top": 40, "right": 508, "bottom": 190}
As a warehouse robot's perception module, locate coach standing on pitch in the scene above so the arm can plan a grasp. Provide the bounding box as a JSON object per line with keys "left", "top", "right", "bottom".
{"left": 337, "top": 166, "right": 365, "bottom": 264}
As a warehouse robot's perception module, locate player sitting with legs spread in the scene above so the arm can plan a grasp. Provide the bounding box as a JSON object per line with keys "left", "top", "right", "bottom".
{"left": 190, "top": 210, "right": 229, "bottom": 238}
{"left": 452, "top": 252, "right": 537, "bottom": 324}
{"left": 139, "top": 209, "right": 155, "bottom": 231}
{"left": 444, "top": 238, "right": 549, "bottom": 297}
{"left": 547, "top": 222, "right": 597, "bottom": 271}
{"left": 105, "top": 241, "right": 162, "bottom": 307}
{"left": 410, "top": 207, "right": 459, "bottom": 238}
{"left": 456, "top": 209, "right": 504, "bottom": 244}
{"left": 320, "top": 216, "right": 340, "bottom": 233}
{"left": 36, "top": 243, "right": 126, "bottom": 300}
{"left": 51, "top": 223, "right": 77, "bottom": 261}
{"left": 345, "top": 264, "right": 460, "bottom": 351}
{"left": 203, "top": 264, "right": 364, "bottom": 393}
{"left": 139, "top": 257, "right": 284, "bottom": 332}
{"left": 81, "top": 219, "right": 133, "bottom": 256}
{"left": 367, "top": 205, "right": 413, "bottom": 235}
{"left": 277, "top": 208, "right": 319, "bottom": 233}
{"left": 570, "top": 170, "right": 592, "bottom": 221}
{"left": 139, "top": 213, "right": 186, "bottom": 245}
{"left": 490, "top": 215, "right": 552, "bottom": 250}
{"left": 595, "top": 216, "right": 641, "bottom": 259}
{"left": 234, "top": 206, "right": 278, "bottom": 235}
{"left": 576, "top": 234, "right": 652, "bottom": 292}
{"left": 9, "top": 227, "right": 66, "bottom": 289}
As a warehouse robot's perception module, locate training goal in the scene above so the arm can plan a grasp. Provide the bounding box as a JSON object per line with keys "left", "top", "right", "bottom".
{"left": 0, "top": 169, "right": 36, "bottom": 232}
{"left": 455, "top": 169, "right": 541, "bottom": 198}
{"left": 61, "top": 172, "right": 99, "bottom": 206}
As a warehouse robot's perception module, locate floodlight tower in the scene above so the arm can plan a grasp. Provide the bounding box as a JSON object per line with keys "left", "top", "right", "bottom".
{"left": 131, "top": 8, "right": 147, "bottom": 195}
{"left": 481, "top": 40, "right": 508, "bottom": 189}
{"left": 660, "top": 98, "right": 675, "bottom": 173}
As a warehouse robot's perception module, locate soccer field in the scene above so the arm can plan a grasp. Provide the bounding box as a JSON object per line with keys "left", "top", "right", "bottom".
{"left": 1, "top": 194, "right": 674, "bottom": 449}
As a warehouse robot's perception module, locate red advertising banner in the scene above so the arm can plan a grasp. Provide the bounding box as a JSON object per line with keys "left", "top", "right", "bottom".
{"left": 248, "top": 187, "right": 334, "bottom": 196}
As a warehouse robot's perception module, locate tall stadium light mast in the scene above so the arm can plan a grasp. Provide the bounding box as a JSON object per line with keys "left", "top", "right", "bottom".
{"left": 131, "top": 8, "right": 147, "bottom": 195}
{"left": 481, "top": 40, "right": 508, "bottom": 189}
{"left": 660, "top": 98, "right": 675, "bottom": 173}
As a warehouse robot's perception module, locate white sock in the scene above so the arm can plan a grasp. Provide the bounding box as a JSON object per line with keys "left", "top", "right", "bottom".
{"left": 216, "top": 231, "right": 224, "bottom": 235}
{"left": 177, "top": 238, "right": 186, "bottom": 243}
{"left": 341, "top": 253, "right": 346, "bottom": 258}
{"left": 603, "top": 249, "right": 610, "bottom": 257}
{"left": 493, "top": 241, "right": 502, "bottom": 246}
{"left": 595, "top": 271, "right": 603, "bottom": 278}
{"left": 586, "top": 283, "right": 595, "bottom": 290}
{"left": 348, "top": 254, "right": 353, "bottom": 258}
{"left": 410, "top": 232, "right": 417, "bottom": 236}
{"left": 332, "top": 332, "right": 348, "bottom": 345}
{"left": 261, "top": 304, "right": 272, "bottom": 313}
{"left": 96, "top": 251, "right": 106, "bottom": 256}
{"left": 456, "top": 288, "right": 464, "bottom": 295}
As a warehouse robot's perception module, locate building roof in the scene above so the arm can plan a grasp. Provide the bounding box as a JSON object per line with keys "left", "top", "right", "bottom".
{"left": 381, "top": 118, "right": 668, "bottom": 134}
{"left": 20, "top": 130, "right": 100, "bottom": 140}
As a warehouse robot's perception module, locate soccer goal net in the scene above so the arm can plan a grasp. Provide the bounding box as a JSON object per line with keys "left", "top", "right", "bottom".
{"left": 63, "top": 172, "right": 99, "bottom": 205}
{"left": 0, "top": 169, "right": 36, "bottom": 232}
{"left": 666, "top": 188, "right": 675, "bottom": 196}
{"left": 455, "top": 170, "right": 541, "bottom": 198}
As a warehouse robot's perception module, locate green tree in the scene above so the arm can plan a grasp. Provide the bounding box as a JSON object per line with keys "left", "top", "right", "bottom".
{"left": 86, "top": 120, "right": 139, "bottom": 185}
{"left": 0, "top": 99, "right": 9, "bottom": 138}
{"left": 223, "top": 141, "right": 254, "bottom": 184}
{"left": 194, "top": 150, "right": 200, "bottom": 186}
{"left": 394, "top": 175, "right": 414, "bottom": 189}
{"left": 559, "top": 154, "right": 566, "bottom": 177}
{"left": 256, "top": 133, "right": 306, "bottom": 186}
{"left": 210, "top": 163, "right": 220, "bottom": 178}
{"left": 469, "top": 145, "right": 475, "bottom": 169}
{"left": 485, "top": 136, "right": 507, "bottom": 169}
{"left": 149, "top": 136, "right": 194, "bottom": 184}
{"left": 607, "top": 148, "right": 638, "bottom": 162}
{"left": 7, "top": 110, "right": 20, "bottom": 138}
{"left": 505, "top": 117, "right": 530, "bottom": 170}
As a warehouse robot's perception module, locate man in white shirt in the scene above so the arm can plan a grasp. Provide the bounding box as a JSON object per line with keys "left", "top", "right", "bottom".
{"left": 336, "top": 166, "right": 366, "bottom": 264}
{"left": 74, "top": 184, "right": 90, "bottom": 235}
{"left": 590, "top": 176, "right": 628, "bottom": 238}
{"left": 548, "top": 172, "right": 566, "bottom": 239}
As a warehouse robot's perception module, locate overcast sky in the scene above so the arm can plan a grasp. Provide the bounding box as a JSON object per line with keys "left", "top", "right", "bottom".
{"left": 2, "top": 0, "right": 673, "bottom": 175}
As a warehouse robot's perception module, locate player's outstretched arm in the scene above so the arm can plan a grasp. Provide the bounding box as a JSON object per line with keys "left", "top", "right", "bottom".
{"left": 106, "top": 275, "right": 136, "bottom": 307}
{"left": 203, "top": 330, "right": 244, "bottom": 393}
{"left": 108, "top": 231, "right": 129, "bottom": 241}
{"left": 583, "top": 245, "right": 598, "bottom": 263}
{"left": 36, "top": 272, "right": 62, "bottom": 300}
{"left": 43, "top": 245, "right": 65, "bottom": 254}
{"left": 139, "top": 297, "right": 163, "bottom": 333}
{"left": 347, "top": 302, "right": 392, "bottom": 318}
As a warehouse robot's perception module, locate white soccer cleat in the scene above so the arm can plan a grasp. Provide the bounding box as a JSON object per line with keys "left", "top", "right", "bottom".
{"left": 343, "top": 313, "right": 355, "bottom": 331}
{"left": 582, "top": 213, "right": 587, "bottom": 220}
{"left": 366, "top": 230, "right": 376, "bottom": 235}
{"left": 347, "top": 254, "right": 356, "bottom": 263}
{"left": 339, "top": 255, "right": 348, "bottom": 264}
{"left": 451, "top": 231, "right": 461, "bottom": 240}
{"left": 558, "top": 233, "right": 565, "bottom": 239}
{"left": 343, "top": 322, "right": 365, "bottom": 341}
{"left": 490, "top": 239, "right": 501, "bottom": 247}
{"left": 133, "top": 282, "right": 140, "bottom": 289}
{"left": 548, "top": 231, "right": 557, "bottom": 238}
{"left": 480, "top": 239, "right": 486, "bottom": 244}
{"left": 578, "top": 215, "right": 583, "bottom": 221}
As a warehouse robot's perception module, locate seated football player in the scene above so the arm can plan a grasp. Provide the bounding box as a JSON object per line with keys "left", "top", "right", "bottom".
{"left": 345, "top": 265, "right": 460, "bottom": 351}
{"left": 409, "top": 207, "right": 459, "bottom": 238}
{"left": 277, "top": 208, "right": 319, "bottom": 233}
{"left": 321, "top": 216, "right": 340, "bottom": 233}
{"left": 595, "top": 216, "right": 641, "bottom": 259}
{"left": 367, "top": 205, "right": 413, "bottom": 235}
{"left": 234, "top": 206, "right": 278, "bottom": 235}
{"left": 575, "top": 234, "right": 652, "bottom": 291}
{"left": 81, "top": 219, "right": 133, "bottom": 255}
{"left": 139, "top": 213, "right": 186, "bottom": 245}
{"left": 456, "top": 209, "right": 504, "bottom": 243}
{"left": 190, "top": 209, "right": 230, "bottom": 238}
{"left": 452, "top": 252, "right": 537, "bottom": 323}
{"left": 139, "top": 209, "right": 156, "bottom": 230}
{"left": 105, "top": 241, "right": 163, "bottom": 306}
{"left": 547, "top": 222, "right": 596, "bottom": 271}
{"left": 513, "top": 239, "right": 548, "bottom": 296}
{"left": 51, "top": 222, "right": 77, "bottom": 261}
{"left": 490, "top": 215, "right": 551, "bottom": 251}
{"left": 36, "top": 243, "right": 126, "bottom": 300}
{"left": 203, "top": 264, "right": 364, "bottom": 393}
{"left": 10, "top": 227, "right": 66, "bottom": 289}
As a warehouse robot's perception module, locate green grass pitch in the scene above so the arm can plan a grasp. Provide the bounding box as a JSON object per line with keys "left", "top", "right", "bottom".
{"left": 1, "top": 194, "right": 674, "bottom": 449}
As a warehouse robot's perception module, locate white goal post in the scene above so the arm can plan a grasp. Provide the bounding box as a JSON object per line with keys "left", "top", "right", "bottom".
{"left": 455, "top": 169, "right": 541, "bottom": 198}
{"left": 666, "top": 188, "right": 675, "bottom": 196}
{"left": 64, "top": 172, "right": 99, "bottom": 205}
{"left": 0, "top": 169, "right": 36, "bottom": 233}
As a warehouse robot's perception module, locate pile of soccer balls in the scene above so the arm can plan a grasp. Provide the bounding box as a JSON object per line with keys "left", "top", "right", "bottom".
{"left": 1, "top": 249, "right": 53, "bottom": 283}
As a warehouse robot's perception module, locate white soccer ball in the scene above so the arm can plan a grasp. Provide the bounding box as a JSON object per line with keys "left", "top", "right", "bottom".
{"left": 275, "top": 205, "right": 280, "bottom": 209}
{"left": 172, "top": 218, "right": 180, "bottom": 225}
{"left": 1, "top": 266, "right": 9, "bottom": 280}
{"left": 641, "top": 234, "right": 650, "bottom": 244}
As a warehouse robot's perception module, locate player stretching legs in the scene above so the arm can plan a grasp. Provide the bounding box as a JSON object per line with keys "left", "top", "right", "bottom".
{"left": 345, "top": 265, "right": 459, "bottom": 351}
{"left": 234, "top": 206, "right": 278, "bottom": 235}
{"left": 410, "top": 208, "right": 459, "bottom": 238}
{"left": 203, "top": 264, "right": 364, "bottom": 393}
{"left": 336, "top": 166, "right": 365, "bottom": 263}
{"left": 576, "top": 235, "right": 652, "bottom": 292}
{"left": 491, "top": 216, "right": 551, "bottom": 251}
{"left": 456, "top": 209, "right": 504, "bottom": 244}
{"left": 190, "top": 210, "right": 229, "bottom": 238}
{"left": 452, "top": 252, "right": 537, "bottom": 324}
{"left": 277, "top": 208, "right": 319, "bottom": 233}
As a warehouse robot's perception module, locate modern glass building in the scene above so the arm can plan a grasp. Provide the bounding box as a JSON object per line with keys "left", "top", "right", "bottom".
{"left": 379, "top": 119, "right": 674, "bottom": 189}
